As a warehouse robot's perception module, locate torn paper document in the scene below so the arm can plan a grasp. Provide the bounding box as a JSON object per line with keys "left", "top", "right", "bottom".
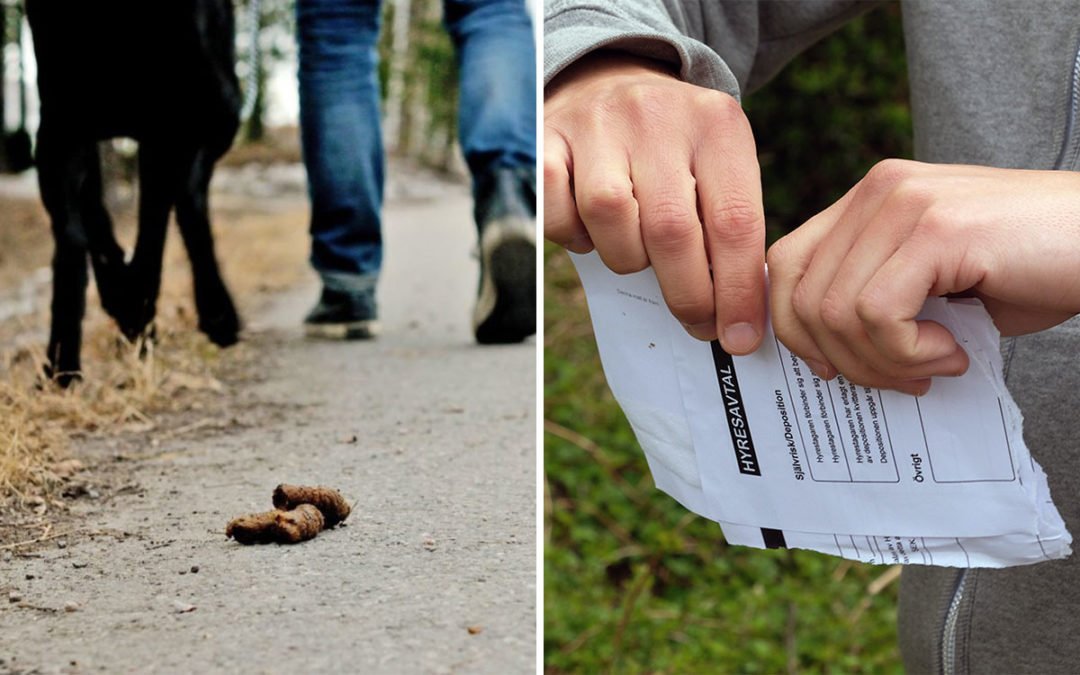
{"left": 570, "top": 251, "right": 1071, "bottom": 568}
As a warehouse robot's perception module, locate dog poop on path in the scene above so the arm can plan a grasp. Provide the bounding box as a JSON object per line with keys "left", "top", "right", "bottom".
{"left": 272, "top": 484, "right": 352, "bottom": 527}
{"left": 225, "top": 485, "right": 351, "bottom": 545}
{"left": 226, "top": 504, "right": 325, "bottom": 545}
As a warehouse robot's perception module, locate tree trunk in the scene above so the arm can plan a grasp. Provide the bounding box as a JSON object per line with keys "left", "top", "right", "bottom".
{"left": 383, "top": 0, "right": 412, "bottom": 153}
{"left": 242, "top": 0, "right": 266, "bottom": 142}
{"left": 0, "top": 1, "right": 9, "bottom": 172}
{"left": 245, "top": 58, "right": 266, "bottom": 142}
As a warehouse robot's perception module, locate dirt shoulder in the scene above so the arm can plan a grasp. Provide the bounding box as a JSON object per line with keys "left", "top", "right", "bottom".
{"left": 0, "top": 166, "right": 312, "bottom": 531}
{"left": 0, "top": 166, "right": 535, "bottom": 673}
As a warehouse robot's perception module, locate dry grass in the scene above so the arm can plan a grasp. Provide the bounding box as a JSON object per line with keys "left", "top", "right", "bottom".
{"left": 0, "top": 174, "right": 311, "bottom": 511}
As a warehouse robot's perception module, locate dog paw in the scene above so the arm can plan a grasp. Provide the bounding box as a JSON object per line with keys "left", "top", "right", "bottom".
{"left": 197, "top": 294, "right": 241, "bottom": 348}
{"left": 200, "top": 312, "right": 241, "bottom": 347}
{"left": 42, "top": 361, "right": 83, "bottom": 389}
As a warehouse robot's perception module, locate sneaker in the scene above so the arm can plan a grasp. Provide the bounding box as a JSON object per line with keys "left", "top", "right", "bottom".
{"left": 304, "top": 288, "right": 379, "bottom": 340}
{"left": 472, "top": 167, "right": 537, "bottom": 344}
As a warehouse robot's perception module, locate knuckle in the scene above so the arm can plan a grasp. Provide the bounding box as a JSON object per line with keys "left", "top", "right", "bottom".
{"left": 642, "top": 196, "right": 697, "bottom": 246}
{"left": 715, "top": 249, "right": 765, "bottom": 300}
{"left": 766, "top": 238, "right": 793, "bottom": 270}
{"left": 579, "top": 182, "right": 635, "bottom": 224}
{"left": 864, "top": 158, "right": 915, "bottom": 190}
{"left": 700, "top": 89, "right": 744, "bottom": 124}
{"left": 621, "top": 83, "right": 669, "bottom": 119}
{"left": 854, "top": 295, "right": 919, "bottom": 366}
{"left": 542, "top": 156, "right": 566, "bottom": 186}
{"left": 704, "top": 196, "right": 763, "bottom": 244}
{"left": 714, "top": 276, "right": 757, "bottom": 308}
{"left": 818, "top": 291, "right": 852, "bottom": 334}
{"left": 854, "top": 290, "right": 890, "bottom": 329}
{"left": 790, "top": 280, "right": 816, "bottom": 325}
{"left": 889, "top": 177, "right": 933, "bottom": 210}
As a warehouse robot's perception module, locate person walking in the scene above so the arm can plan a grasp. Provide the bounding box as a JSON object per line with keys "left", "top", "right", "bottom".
{"left": 298, "top": 0, "right": 536, "bottom": 343}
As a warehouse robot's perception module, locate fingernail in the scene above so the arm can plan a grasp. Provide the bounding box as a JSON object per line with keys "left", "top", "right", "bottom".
{"left": 721, "top": 323, "right": 759, "bottom": 354}
{"left": 684, "top": 321, "right": 717, "bottom": 341}
{"left": 565, "top": 234, "right": 593, "bottom": 254}
{"left": 805, "top": 359, "right": 832, "bottom": 379}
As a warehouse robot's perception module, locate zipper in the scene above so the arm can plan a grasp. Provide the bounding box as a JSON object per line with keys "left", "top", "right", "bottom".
{"left": 940, "top": 570, "right": 968, "bottom": 675}
{"left": 940, "top": 344, "right": 1017, "bottom": 674}
{"left": 1053, "top": 37, "right": 1080, "bottom": 171}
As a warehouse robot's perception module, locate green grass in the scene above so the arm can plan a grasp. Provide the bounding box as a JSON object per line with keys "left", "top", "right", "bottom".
{"left": 544, "top": 243, "right": 903, "bottom": 673}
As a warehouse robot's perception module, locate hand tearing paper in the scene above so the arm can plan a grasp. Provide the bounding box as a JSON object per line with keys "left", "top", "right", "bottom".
{"left": 571, "top": 252, "right": 1071, "bottom": 568}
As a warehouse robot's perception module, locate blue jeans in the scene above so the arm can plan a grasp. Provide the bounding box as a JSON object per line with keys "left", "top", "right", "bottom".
{"left": 297, "top": 0, "right": 536, "bottom": 292}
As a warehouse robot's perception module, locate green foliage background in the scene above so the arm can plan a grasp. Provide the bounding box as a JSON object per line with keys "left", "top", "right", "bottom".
{"left": 746, "top": 4, "right": 912, "bottom": 236}
{"left": 377, "top": 0, "right": 460, "bottom": 169}
{"left": 243, "top": 0, "right": 462, "bottom": 167}
{"left": 544, "top": 6, "right": 914, "bottom": 673}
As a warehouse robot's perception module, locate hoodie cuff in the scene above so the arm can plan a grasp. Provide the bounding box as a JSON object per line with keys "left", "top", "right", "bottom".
{"left": 544, "top": 3, "right": 742, "bottom": 99}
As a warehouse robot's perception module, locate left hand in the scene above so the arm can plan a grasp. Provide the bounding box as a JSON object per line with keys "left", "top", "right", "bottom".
{"left": 767, "top": 159, "right": 1080, "bottom": 395}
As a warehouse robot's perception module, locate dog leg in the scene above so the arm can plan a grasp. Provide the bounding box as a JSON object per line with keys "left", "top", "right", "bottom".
{"left": 175, "top": 147, "right": 240, "bottom": 347}
{"left": 119, "top": 141, "right": 175, "bottom": 342}
{"left": 37, "top": 132, "right": 92, "bottom": 386}
{"left": 81, "top": 143, "right": 128, "bottom": 324}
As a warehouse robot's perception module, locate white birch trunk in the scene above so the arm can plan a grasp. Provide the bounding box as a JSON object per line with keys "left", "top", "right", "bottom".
{"left": 383, "top": 0, "right": 412, "bottom": 153}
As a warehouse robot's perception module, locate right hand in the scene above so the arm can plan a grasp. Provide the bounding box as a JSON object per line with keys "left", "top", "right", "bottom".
{"left": 766, "top": 160, "right": 1080, "bottom": 394}
{"left": 544, "top": 51, "right": 767, "bottom": 354}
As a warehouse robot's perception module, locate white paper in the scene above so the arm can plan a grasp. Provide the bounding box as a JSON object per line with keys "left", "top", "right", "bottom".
{"left": 571, "top": 251, "right": 1071, "bottom": 568}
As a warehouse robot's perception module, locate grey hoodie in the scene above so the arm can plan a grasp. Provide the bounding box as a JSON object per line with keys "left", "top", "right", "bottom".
{"left": 545, "top": 1, "right": 1080, "bottom": 672}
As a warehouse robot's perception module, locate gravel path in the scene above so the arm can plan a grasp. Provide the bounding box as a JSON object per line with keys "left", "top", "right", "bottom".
{"left": 0, "top": 179, "right": 536, "bottom": 674}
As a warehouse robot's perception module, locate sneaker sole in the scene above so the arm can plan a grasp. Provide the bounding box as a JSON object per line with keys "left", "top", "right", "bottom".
{"left": 304, "top": 320, "right": 381, "bottom": 340}
{"left": 474, "top": 218, "right": 536, "bottom": 345}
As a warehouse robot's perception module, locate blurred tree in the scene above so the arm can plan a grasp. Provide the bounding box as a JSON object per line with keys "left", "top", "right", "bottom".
{"left": 235, "top": 0, "right": 463, "bottom": 171}
{"left": 1, "top": 2, "right": 8, "bottom": 171}
{"left": 379, "top": 0, "right": 460, "bottom": 172}
{"left": 1, "top": 1, "right": 7, "bottom": 137}
{"left": 1, "top": 0, "right": 32, "bottom": 173}
{"left": 236, "top": 0, "right": 295, "bottom": 142}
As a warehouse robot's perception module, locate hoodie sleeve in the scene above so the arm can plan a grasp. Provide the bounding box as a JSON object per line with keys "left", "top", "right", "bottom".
{"left": 544, "top": 1, "right": 884, "bottom": 98}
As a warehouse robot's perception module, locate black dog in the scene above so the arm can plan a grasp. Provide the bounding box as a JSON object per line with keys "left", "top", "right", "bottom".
{"left": 27, "top": 0, "right": 242, "bottom": 386}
